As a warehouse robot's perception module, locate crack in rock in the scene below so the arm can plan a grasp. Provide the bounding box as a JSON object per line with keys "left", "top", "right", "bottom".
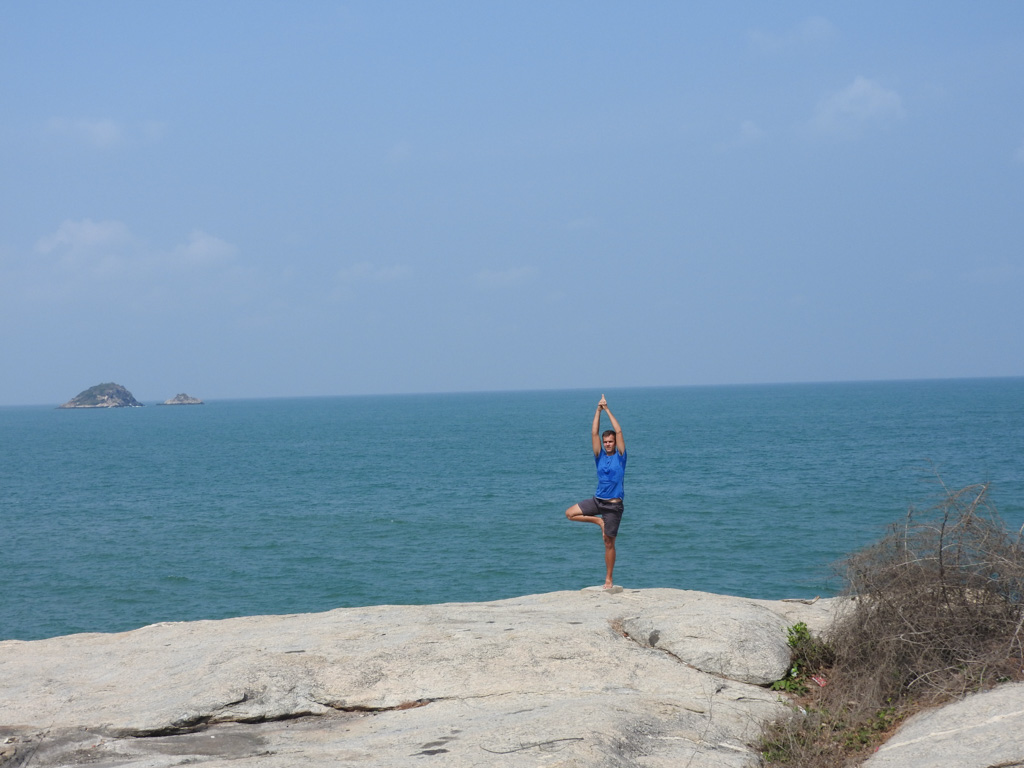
{"left": 127, "top": 698, "right": 437, "bottom": 739}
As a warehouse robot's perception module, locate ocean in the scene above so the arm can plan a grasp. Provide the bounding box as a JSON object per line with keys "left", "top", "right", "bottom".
{"left": 2, "top": 379, "right": 1022, "bottom": 642}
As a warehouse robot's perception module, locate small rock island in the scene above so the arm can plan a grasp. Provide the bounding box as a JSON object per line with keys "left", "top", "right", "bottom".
{"left": 161, "top": 393, "right": 204, "bottom": 405}
{"left": 58, "top": 382, "right": 144, "bottom": 409}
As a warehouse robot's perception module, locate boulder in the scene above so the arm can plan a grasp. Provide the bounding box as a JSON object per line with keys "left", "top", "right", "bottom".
{"left": 619, "top": 591, "right": 794, "bottom": 685}
{"left": 0, "top": 588, "right": 835, "bottom": 767}
{"left": 863, "top": 682, "right": 1024, "bottom": 768}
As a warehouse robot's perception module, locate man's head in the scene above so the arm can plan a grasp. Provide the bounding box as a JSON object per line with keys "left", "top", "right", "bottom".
{"left": 602, "top": 430, "right": 617, "bottom": 453}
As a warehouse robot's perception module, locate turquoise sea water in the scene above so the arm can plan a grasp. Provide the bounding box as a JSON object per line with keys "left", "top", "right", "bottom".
{"left": 2, "top": 379, "right": 1022, "bottom": 641}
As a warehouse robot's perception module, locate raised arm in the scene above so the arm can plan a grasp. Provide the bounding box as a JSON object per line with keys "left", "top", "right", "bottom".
{"left": 602, "top": 400, "right": 625, "bottom": 455}
{"left": 591, "top": 400, "right": 603, "bottom": 456}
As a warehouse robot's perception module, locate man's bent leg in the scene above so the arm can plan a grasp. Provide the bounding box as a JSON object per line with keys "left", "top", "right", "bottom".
{"left": 565, "top": 504, "right": 606, "bottom": 535}
{"left": 603, "top": 534, "right": 616, "bottom": 589}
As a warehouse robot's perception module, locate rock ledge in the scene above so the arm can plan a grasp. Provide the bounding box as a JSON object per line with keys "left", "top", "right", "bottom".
{"left": 0, "top": 589, "right": 835, "bottom": 767}
{"left": 2, "top": 589, "right": 1021, "bottom": 767}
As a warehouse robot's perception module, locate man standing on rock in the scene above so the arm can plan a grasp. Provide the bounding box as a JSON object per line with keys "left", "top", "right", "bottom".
{"left": 565, "top": 395, "right": 626, "bottom": 590}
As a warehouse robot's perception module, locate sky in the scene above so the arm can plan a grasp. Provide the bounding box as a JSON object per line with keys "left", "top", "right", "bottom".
{"left": 2, "top": 2, "right": 1023, "bottom": 406}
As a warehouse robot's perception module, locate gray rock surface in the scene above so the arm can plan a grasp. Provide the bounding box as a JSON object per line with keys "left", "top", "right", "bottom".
{"left": 3, "top": 588, "right": 1018, "bottom": 767}
{"left": 0, "top": 589, "right": 834, "bottom": 768}
{"left": 863, "top": 682, "right": 1024, "bottom": 768}
{"left": 619, "top": 592, "right": 801, "bottom": 685}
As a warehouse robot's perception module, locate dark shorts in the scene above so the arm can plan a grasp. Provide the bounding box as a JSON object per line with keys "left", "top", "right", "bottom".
{"left": 578, "top": 496, "right": 624, "bottom": 538}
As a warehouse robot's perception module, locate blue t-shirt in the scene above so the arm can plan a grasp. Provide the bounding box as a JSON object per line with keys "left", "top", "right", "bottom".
{"left": 594, "top": 449, "right": 627, "bottom": 500}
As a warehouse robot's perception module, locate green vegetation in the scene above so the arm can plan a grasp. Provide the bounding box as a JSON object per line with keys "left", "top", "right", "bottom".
{"left": 770, "top": 622, "right": 833, "bottom": 696}
{"left": 759, "top": 482, "right": 1024, "bottom": 767}
{"left": 61, "top": 382, "right": 143, "bottom": 408}
{"left": 75, "top": 382, "right": 120, "bottom": 405}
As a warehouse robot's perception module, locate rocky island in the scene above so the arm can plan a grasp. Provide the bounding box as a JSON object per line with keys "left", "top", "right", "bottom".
{"left": 1, "top": 589, "right": 1021, "bottom": 767}
{"left": 58, "top": 382, "right": 144, "bottom": 409}
{"left": 160, "top": 393, "right": 204, "bottom": 405}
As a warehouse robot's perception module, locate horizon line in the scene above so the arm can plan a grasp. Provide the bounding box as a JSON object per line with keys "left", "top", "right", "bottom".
{"left": 3, "top": 374, "right": 1022, "bottom": 409}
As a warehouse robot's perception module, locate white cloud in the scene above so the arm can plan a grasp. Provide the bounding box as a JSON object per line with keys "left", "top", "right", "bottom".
{"left": 387, "top": 141, "right": 413, "bottom": 164}
{"left": 474, "top": 266, "right": 535, "bottom": 287}
{"left": 964, "top": 260, "right": 1023, "bottom": 285}
{"left": 807, "top": 77, "right": 905, "bottom": 139}
{"left": 749, "top": 17, "right": 836, "bottom": 54}
{"left": 172, "top": 231, "right": 238, "bottom": 268}
{"left": 36, "top": 218, "right": 134, "bottom": 256}
{"left": 46, "top": 118, "right": 124, "bottom": 149}
{"left": 566, "top": 217, "right": 599, "bottom": 231}
{"left": 44, "top": 118, "right": 167, "bottom": 149}
{"left": 35, "top": 219, "right": 137, "bottom": 276}
{"left": 335, "top": 262, "right": 411, "bottom": 282}
{"left": 374, "top": 265, "right": 412, "bottom": 281}
{"left": 27, "top": 219, "right": 242, "bottom": 304}
{"left": 737, "top": 120, "right": 764, "bottom": 143}
{"left": 714, "top": 120, "right": 764, "bottom": 152}
{"left": 329, "top": 262, "right": 411, "bottom": 301}
{"left": 142, "top": 120, "right": 169, "bottom": 142}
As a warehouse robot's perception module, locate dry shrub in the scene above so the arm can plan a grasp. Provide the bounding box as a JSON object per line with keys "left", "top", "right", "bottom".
{"left": 759, "top": 482, "right": 1024, "bottom": 767}
{"left": 829, "top": 482, "right": 1024, "bottom": 711}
